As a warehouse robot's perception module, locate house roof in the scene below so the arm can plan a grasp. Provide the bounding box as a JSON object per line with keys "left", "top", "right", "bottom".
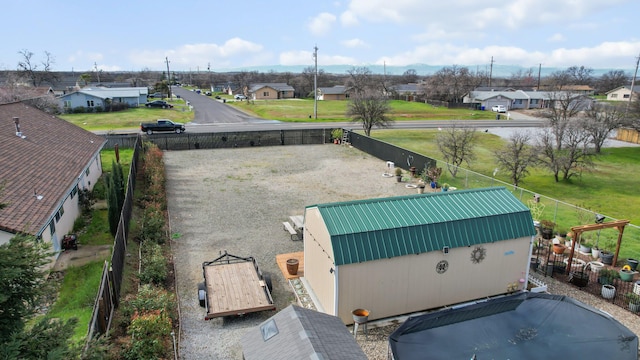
{"left": 318, "top": 85, "right": 347, "bottom": 95}
{"left": 389, "top": 83, "right": 422, "bottom": 93}
{"left": 241, "top": 305, "right": 367, "bottom": 360}
{"left": 308, "top": 187, "right": 535, "bottom": 266}
{"left": 605, "top": 85, "right": 640, "bottom": 94}
{"left": 59, "top": 87, "right": 148, "bottom": 100}
{"left": 469, "top": 90, "right": 547, "bottom": 101}
{"left": 389, "top": 292, "right": 638, "bottom": 360}
{"left": 248, "top": 83, "right": 295, "bottom": 93}
{"left": 0, "top": 102, "right": 106, "bottom": 235}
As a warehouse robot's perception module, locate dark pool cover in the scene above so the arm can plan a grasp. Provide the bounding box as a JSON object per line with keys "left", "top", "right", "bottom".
{"left": 389, "top": 292, "right": 638, "bottom": 360}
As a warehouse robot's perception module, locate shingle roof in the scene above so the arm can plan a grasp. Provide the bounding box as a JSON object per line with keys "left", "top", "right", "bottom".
{"left": 309, "top": 187, "right": 535, "bottom": 266}
{"left": 0, "top": 102, "right": 106, "bottom": 235}
{"left": 248, "top": 83, "right": 295, "bottom": 93}
{"left": 318, "top": 85, "right": 347, "bottom": 95}
{"left": 241, "top": 305, "right": 367, "bottom": 360}
{"left": 59, "top": 87, "right": 148, "bottom": 100}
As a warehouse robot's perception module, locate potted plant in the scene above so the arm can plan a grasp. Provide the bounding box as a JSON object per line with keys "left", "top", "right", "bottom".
{"left": 627, "top": 258, "right": 639, "bottom": 271}
{"left": 598, "top": 268, "right": 619, "bottom": 285}
{"left": 552, "top": 243, "right": 566, "bottom": 254}
{"left": 579, "top": 240, "right": 592, "bottom": 254}
{"left": 619, "top": 265, "right": 636, "bottom": 282}
{"left": 556, "top": 228, "right": 568, "bottom": 244}
{"left": 395, "top": 167, "right": 403, "bottom": 182}
{"left": 441, "top": 183, "right": 450, "bottom": 192}
{"left": 417, "top": 181, "right": 426, "bottom": 194}
{"left": 331, "top": 128, "right": 343, "bottom": 144}
{"left": 539, "top": 220, "right": 555, "bottom": 240}
{"left": 426, "top": 166, "right": 442, "bottom": 189}
{"left": 625, "top": 293, "right": 640, "bottom": 312}
{"left": 601, "top": 284, "right": 616, "bottom": 300}
{"left": 591, "top": 245, "right": 600, "bottom": 259}
{"left": 599, "top": 238, "right": 615, "bottom": 265}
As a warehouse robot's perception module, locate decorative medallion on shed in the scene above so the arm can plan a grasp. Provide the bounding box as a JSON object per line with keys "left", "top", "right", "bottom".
{"left": 436, "top": 260, "right": 449, "bottom": 274}
{"left": 471, "top": 246, "right": 486, "bottom": 264}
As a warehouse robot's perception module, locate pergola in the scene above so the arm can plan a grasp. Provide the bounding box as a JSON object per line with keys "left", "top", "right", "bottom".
{"left": 567, "top": 219, "right": 630, "bottom": 274}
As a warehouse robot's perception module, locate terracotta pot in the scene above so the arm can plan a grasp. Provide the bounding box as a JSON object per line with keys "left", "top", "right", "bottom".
{"left": 552, "top": 244, "right": 566, "bottom": 254}
{"left": 286, "top": 258, "right": 299, "bottom": 275}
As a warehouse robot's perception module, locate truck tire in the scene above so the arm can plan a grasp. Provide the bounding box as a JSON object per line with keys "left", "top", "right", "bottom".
{"left": 198, "top": 282, "right": 206, "bottom": 307}
{"left": 175, "top": 128, "right": 182, "bottom": 134}
{"left": 146, "top": 129, "right": 153, "bottom": 135}
{"left": 262, "top": 273, "right": 273, "bottom": 292}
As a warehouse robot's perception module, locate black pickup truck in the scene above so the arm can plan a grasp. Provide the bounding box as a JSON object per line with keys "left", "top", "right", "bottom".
{"left": 140, "top": 119, "right": 186, "bottom": 134}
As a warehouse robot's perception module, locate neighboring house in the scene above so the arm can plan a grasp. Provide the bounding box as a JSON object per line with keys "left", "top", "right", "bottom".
{"left": 463, "top": 90, "right": 550, "bottom": 110}
{"left": 536, "top": 84, "right": 595, "bottom": 95}
{"left": 0, "top": 102, "right": 106, "bottom": 257}
{"left": 606, "top": 85, "right": 640, "bottom": 101}
{"left": 301, "top": 187, "right": 536, "bottom": 324}
{"left": 317, "top": 85, "right": 349, "bottom": 100}
{"left": 388, "top": 83, "right": 423, "bottom": 101}
{"left": 58, "top": 87, "right": 148, "bottom": 111}
{"left": 248, "top": 83, "right": 295, "bottom": 100}
{"left": 241, "top": 305, "right": 367, "bottom": 360}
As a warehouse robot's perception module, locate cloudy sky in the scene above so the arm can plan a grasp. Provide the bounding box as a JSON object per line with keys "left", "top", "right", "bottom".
{"left": 2, "top": 0, "right": 639, "bottom": 74}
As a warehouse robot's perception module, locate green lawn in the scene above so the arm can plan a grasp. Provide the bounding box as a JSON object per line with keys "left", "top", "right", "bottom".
{"left": 370, "top": 129, "right": 640, "bottom": 259}
{"left": 60, "top": 105, "right": 194, "bottom": 132}
{"left": 230, "top": 99, "right": 496, "bottom": 122}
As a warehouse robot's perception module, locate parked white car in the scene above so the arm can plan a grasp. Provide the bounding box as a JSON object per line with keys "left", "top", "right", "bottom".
{"left": 492, "top": 105, "right": 507, "bottom": 113}
{"left": 234, "top": 94, "right": 247, "bottom": 100}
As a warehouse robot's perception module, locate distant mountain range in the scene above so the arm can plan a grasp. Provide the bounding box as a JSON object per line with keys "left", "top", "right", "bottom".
{"left": 214, "top": 63, "right": 632, "bottom": 77}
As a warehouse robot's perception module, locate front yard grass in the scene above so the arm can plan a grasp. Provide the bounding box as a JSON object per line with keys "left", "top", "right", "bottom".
{"left": 60, "top": 105, "right": 194, "bottom": 132}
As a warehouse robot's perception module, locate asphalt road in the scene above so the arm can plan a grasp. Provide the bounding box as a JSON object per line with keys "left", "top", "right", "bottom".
{"left": 170, "top": 86, "right": 546, "bottom": 133}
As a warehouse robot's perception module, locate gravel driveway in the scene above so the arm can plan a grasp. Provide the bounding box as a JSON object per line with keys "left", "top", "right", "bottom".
{"left": 165, "top": 144, "right": 640, "bottom": 360}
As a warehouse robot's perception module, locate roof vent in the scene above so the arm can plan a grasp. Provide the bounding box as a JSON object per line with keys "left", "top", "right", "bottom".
{"left": 13, "top": 117, "right": 26, "bottom": 139}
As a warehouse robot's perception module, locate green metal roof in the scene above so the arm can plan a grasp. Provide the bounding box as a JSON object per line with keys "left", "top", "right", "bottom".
{"left": 308, "top": 187, "right": 535, "bottom": 266}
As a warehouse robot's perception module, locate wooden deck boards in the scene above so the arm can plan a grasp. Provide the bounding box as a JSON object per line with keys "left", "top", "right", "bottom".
{"left": 276, "top": 251, "right": 304, "bottom": 280}
{"left": 204, "top": 261, "right": 273, "bottom": 318}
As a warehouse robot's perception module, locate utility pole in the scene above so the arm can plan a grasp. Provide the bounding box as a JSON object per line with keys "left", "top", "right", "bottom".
{"left": 313, "top": 45, "right": 318, "bottom": 120}
{"left": 489, "top": 56, "right": 494, "bottom": 87}
{"left": 208, "top": 62, "right": 212, "bottom": 91}
{"left": 626, "top": 52, "right": 640, "bottom": 116}
{"left": 537, "top": 63, "right": 542, "bottom": 90}
{"left": 165, "top": 57, "right": 172, "bottom": 99}
{"left": 94, "top": 62, "right": 100, "bottom": 83}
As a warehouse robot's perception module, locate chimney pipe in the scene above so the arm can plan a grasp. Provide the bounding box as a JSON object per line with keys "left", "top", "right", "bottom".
{"left": 13, "top": 117, "right": 20, "bottom": 134}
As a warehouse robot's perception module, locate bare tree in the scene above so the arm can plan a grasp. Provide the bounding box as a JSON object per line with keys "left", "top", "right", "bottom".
{"left": 594, "top": 70, "right": 629, "bottom": 94}
{"left": 346, "top": 88, "right": 392, "bottom": 136}
{"left": 423, "top": 65, "right": 480, "bottom": 103}
{"left": 16, "top": 49, "right": 57, "bottom": 87}
{"left": 401, "top": 69, "right": 418, "bottom": 84}
{"left": 345, "top": 66, "right": 376, "bottom": 95}
{"left": 565, "top": 65, "right": 594, "bottom": 85}
{"left": 542, "top": 91, "right": 588, "bottom": 150}
{"left": 535, "top": 122, "right": 594, "bottom": 182}
{"left": 626, "top": 98, "right": 640, "bottom": 131}
{"left": 435, "top": 124, "right": 477, "bottom": 177}
{"left": 583, "top": 102, "right": 626, "bottom": 153}
{"left": 494, "top": 131, "right": 538, "bottom": 186}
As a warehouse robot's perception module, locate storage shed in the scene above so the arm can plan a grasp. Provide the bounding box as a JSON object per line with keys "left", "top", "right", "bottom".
{"left": 302, "top": 187, "right": 536, "bottom": 324}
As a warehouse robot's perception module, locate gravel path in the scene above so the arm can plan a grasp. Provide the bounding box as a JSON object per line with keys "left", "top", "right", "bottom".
{"left": 164, "top": 144, "right": 639, "bottom": 360}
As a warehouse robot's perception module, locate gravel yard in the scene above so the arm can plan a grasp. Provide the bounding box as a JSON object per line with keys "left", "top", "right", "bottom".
{"left": 165, "top": 144, "right": 640, "bottom": 360}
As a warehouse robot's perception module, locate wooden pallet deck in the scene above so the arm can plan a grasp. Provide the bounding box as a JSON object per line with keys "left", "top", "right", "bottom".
{"left": 276, "top": 251, "right": 304, "bottom": 280}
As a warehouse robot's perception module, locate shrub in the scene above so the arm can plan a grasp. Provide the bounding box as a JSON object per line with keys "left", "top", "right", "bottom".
{"left": 141, "top": 203, "right": 165, "bottom": 244}
{"left": 91, "top": 177, "right": 107, "bottom": 200}
{"left": 72, "top": 216, "right": 87, "bottom": 232}
{"left": 73, "top": 106, "right": 86, "bottom": 113}
{"left": 124, "top": 311, "right": 172, "bottom": 360}
{"left": 139, "top": 242, "right": 168, "bottom": 285}
{"left": 78, "top": 188, "right": 95, "bottom": 215}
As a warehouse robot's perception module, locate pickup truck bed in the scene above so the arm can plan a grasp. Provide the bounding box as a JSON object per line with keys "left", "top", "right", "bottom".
{"left": 199, "top": 252, "right": 274, "bottom": 319}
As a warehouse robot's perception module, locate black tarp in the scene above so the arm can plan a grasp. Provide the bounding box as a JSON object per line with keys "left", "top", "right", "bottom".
{"left": 389, "top": 292, "right": 638, "bottom": 359}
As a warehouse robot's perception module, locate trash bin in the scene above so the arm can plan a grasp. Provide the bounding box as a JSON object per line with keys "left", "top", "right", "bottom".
{"left": 496, "top": 114, "right": 500, "bottom": 120}
{"left": 223, "top": 99, "right": 226, "bottom": 103}
{"left": 481, "top": 106, "right": 485, "bottom": 111}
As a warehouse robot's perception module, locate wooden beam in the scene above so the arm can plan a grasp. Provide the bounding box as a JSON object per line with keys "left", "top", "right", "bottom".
{"left": 566, "top": 219, "right": 630, "bottom": 273}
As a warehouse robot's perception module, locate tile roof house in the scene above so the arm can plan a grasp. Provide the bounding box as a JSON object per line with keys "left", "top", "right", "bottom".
{"left": 57, "top": 87, "right": 149, "bottom": 112}
{"left": 241, "top": 305, "right": 367, "bottom": 360}
{"left": 0, "top": 102, "right": 106, "bottom": 255}
{"left": 248, "top": 83, "right": 295, "bottom": 100}
{"left": 301, "top": 187, "right": 536, "bottom": 324}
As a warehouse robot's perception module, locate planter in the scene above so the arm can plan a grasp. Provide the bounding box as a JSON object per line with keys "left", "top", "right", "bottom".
{"left": 286, "top": 258, "right": 299, "bottom": 275}
{"left": 396, "top": 175, "right": 402, "bottom": 183}
{"left": 563, "top": 258, "right": 586, "bottom": 272}
{"left": 591, "top": 248, "right": 600, "bottom": 259}
{"left": 417, "top": 187, "right": 425, "bottom": 194}
{"left": 627, "top": 258, "right": 639, "bottom": 271}
{"left": 601, "top": 284, "right": 616, "bottom": 299}
{"left": 600, "top": 251, "right": 614, "bottom": 265}
{"left": 430, "top": 181, "right": 437, "bottom": 189}
{"left": 629, "top": 302, "right": 640, "bottom": 313}
{"left": 634, "top": 281, "right": 640, "bottom": 296}
{"left": 578, "top": 244, "right": 591, "bottom": 253}
{"left": 530, "top": 257, "right": 540, "bottom": 271}
{"left": 587, "top": 261, "right": 605, "bottom": 273}
{"left": 620, "top": 269, "right": 635, "bottom": 282}
{"left": 352, "top": 308, "right": 370, "bottom": 323}
{"left": 541, "top": 227, "right": 554, "bottom": 240}
{"left": 564, "top": 240, "right": 572, "bottom": 248}
{"left": 569, "top": 271, "right": 589, "bottom": 288}
{"left": 552, "top": 244, "right": 566, "bottom": 254}
{"left": 409, "top": 167, "right": 416, "bottom": 177}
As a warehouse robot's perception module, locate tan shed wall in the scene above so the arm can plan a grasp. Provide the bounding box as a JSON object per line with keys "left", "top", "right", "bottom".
{"left": 322, "top": 94, "right": 347, "bottom": 100}
{"left": 333, "top": 237, "right": 532, "bottom": 324}
{"left": 303, "top": 208, "right": 336, "bottom": 315}
{"left": 253, "top": 87, "right": 279, "bottom": 100}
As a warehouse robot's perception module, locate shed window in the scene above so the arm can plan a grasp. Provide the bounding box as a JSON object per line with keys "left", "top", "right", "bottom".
{"left": 87, "top": 100, "right": 95, "bottom": 107}
{"left": 263, "top": 91, "right": 270, "bottom": 97}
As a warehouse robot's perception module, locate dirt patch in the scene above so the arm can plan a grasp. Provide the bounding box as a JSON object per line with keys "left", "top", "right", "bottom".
{"left": 52, "top": 245, "right": 112, "bottom": 272}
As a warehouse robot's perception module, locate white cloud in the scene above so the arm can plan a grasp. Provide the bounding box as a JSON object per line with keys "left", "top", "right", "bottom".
{"left": 279, "top": 50, "right": 356, "bottom": 65}
{"left": 548, "top": 33, "right": 566, "bottom": 42}
{"left": 340, "top": 10, "right": 359, "bottom": 26}
{"left": 341, "top": 38, "right": 368, "bottom": 48}
{"left": 308, "top": 12, "right": 337, "bottom": 36}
